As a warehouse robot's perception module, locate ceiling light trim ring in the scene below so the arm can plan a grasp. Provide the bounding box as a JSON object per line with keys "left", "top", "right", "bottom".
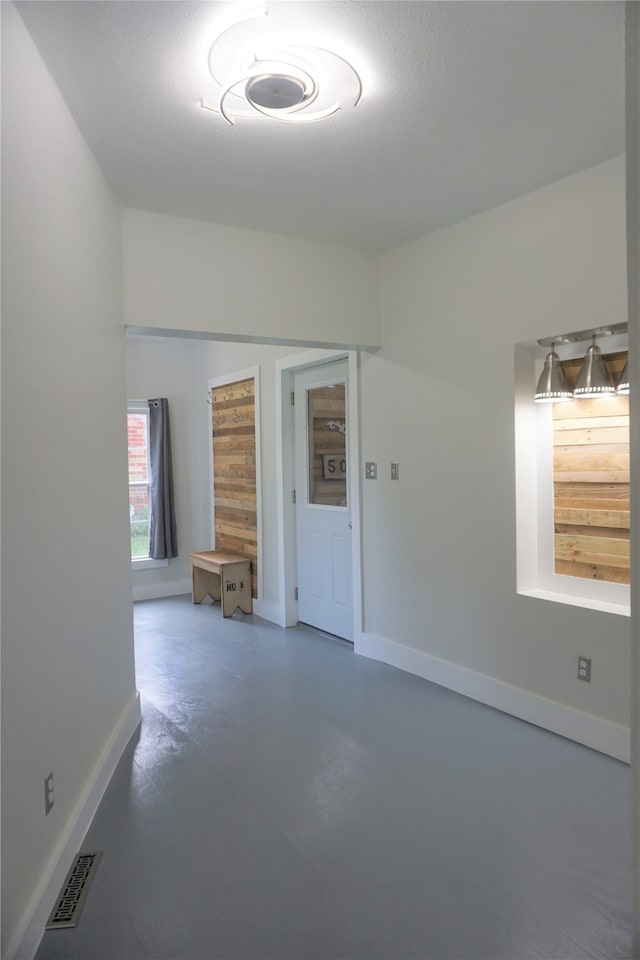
{"left": 250, "top": 99, "right": 342, "bottom": 124}
{"left": 246, "top": 75, "right": 307, "bottom": 110}
{"left": 217, "top": 56, "right": 317, "bottom": 124}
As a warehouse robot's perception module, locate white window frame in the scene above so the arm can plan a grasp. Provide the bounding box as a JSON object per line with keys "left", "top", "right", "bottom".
{"left": 128, "top": 402, "right": 168, "bottom": 571}
{"left": 514, "top": 338, "right": 630, "bottom": 618}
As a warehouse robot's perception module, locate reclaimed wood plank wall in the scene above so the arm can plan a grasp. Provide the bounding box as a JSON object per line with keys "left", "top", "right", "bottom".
{"left": 309, "top": 384, "right": 347, "bottom": 507}
{"left": 211, "top": 377, "right": 258, "bottom": 597}
{"left": 552, "top": 352, "right": 629, "bottom": 584}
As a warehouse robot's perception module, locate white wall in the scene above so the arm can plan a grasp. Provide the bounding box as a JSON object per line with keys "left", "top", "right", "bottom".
{"left": 626, "top": 2, "right": 640, "bottom": 943}
{"left": 1, "top": 5, "right": 138, "bottom": 956}
{"left": 359, "top": 156, "right": 630, "bottom": 743}
{"left": 122, "top": 208, "right": 382, "bottom": 349}
{"left": 126, "top": 339, "right": 203, "bottom": 598}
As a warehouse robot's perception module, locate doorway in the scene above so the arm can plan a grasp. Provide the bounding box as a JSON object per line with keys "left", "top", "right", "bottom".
{"left": 276, "top": 350, "right": 362, "bottom": 642}
{"left": 294, "top": 360, "right": 352, "bottom": 640}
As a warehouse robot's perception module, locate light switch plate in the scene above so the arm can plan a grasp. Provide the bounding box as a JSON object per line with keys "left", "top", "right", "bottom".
{"left": 391, "top": 462, "right": 399, "bottom": 481}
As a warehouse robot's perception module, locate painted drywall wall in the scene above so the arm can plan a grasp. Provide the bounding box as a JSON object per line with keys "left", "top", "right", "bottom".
{"left": 126, "top": 339, "right": 203, "bottom": 598}
{"left": 626, "top": 1, "right": 640, "bottom": 939}
{"left": 1, "top": 5, "right": 138, "bottom": 955}
{"left": 122, "top": 208, "right": 382, "bottom": 349}
{"left": 362, "top": 155, "right": 630, "bottom": 730}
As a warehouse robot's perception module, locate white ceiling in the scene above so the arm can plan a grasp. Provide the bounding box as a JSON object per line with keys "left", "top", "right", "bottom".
{"left": 16, "top": 0, "right": 624, "bottom": 253}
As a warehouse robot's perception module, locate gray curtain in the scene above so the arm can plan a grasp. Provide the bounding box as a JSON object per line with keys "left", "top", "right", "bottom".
{"left": 148, "top": 398, "right": 178, "bottom": 559}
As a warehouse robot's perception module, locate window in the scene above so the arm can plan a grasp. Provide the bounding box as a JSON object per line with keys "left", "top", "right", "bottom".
{"left": 127, "top": 403, "right": 169, "bottom": 569}
{"left": 127, "top": 404, "right": 151, "bottom": 560}
{"left": 515, "top": 338, "right": 630, "bottom": 617}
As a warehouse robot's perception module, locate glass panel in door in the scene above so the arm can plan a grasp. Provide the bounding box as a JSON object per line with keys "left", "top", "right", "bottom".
{"left": 307, "top": 382, "right": 347, "bottom": 507}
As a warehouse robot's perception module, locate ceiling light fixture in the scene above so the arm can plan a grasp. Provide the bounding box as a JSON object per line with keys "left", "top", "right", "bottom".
{"left": 534, "top": 343, "right": 572, "bottom": 403}
{"left": 617, "top": 360, "right": 630, "bottom": 395}
{"left": 573, "top": 336, "right": 616, "bottom": 398}
{"left": 536, "top": 323, "right": 627, "bottom": 402}
{"left": 201, "top": 6, "right": 362, "bottom": 125}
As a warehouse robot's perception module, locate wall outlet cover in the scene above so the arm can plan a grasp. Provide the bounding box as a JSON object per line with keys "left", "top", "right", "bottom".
{"left": 44, "top": 772, "right": 54, "bottom": 815}
{"left": 577, "top": 656, "right": 592, "bottom": 682}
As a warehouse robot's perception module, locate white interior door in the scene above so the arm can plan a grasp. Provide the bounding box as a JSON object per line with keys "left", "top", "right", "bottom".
{"left": 294, "top": 360, "right": 353, "bottom": 641}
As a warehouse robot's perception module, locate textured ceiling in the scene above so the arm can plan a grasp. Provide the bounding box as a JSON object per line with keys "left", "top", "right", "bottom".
{"left": 16, "top": 0, "right": 624, "bottom": 252}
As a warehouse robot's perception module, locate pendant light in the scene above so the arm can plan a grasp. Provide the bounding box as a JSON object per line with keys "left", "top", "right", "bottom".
{"left": 534, "top": 343, "right": 572, "bottom": 402}
{"left": 573, "top": 336, "right": 615, "bottom": 398}
{"left": 617, "top": 360, "right": 629, "bottom": 395}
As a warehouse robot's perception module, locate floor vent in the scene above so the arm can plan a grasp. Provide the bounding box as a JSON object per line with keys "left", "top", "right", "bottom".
{"left": 46, "top": 852, "right": 103, "bottom": 930}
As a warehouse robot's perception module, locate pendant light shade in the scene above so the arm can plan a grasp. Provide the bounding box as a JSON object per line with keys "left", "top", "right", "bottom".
{"left": 617, "top": 360, "right": 629, "bottom": 395}
{"left": 573, "top": 337, "right": 615, "bottom": 398}
{"left": 534, "top": 346, "right": 572, "bottom": 402}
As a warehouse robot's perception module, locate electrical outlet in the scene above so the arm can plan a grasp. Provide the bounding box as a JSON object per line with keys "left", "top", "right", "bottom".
{"left": 365, "top": 462, "right": 377, "bottom": 480}
{"left": 391, "top": 462, "right": 399, "bottom": 481}
{"left": 577, "top": 656, "right": 592, "bottom": 683}
{"left": 44, "top": 772, "right": 54, "bottom": 815}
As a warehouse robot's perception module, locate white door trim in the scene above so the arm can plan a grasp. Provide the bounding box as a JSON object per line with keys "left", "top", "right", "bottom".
{"left": 208, "top": 366, "right": 263, "bottom": 601}
{"left": 275, "top": 349, "right": 362, "bottom": 641}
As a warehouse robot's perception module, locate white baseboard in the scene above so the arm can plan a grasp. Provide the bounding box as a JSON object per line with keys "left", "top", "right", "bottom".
{"left": 252, "top": 598, "right": 286, "bottom": 627}
{"left": 131, "top": 588, "right": 285, "bottom": 624}
{"left": 356, "top": 632, "right": 630, "bottom": 763}
{"left": 10, "top": 692, "right": 142, "bottom": 960}
{"left": 133, "top": 579, "right": 191, "bottom": 601}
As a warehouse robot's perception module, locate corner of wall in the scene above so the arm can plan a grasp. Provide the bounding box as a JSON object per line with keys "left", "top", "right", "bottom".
{"left": 356, "top": 632, "right": 630, "bottom": 762}
{"left": 8, "top": 695, "right": 142, "bottom": 960}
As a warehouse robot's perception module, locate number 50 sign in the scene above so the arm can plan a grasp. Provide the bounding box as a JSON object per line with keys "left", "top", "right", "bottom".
{"left": 322, "top": 454, "right": 347, "bottom": 480}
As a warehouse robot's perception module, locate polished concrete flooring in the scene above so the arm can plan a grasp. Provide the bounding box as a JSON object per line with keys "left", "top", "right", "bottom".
{"left": 37, "top": 596, "right": 632, "bottom": 959}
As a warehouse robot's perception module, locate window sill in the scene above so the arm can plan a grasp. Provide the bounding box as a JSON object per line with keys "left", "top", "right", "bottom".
{"left": 132, "top": 557, "right": 169, "bottom": 571}
{"left": 519, "top": 587, "right": 630, "bottom": 618}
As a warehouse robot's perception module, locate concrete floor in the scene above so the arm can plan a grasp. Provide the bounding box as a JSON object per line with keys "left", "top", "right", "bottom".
{"left": 37, "top": 595, "right": 632, "bottom": 959}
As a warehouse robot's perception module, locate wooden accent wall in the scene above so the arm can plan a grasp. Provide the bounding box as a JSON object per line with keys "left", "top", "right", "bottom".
{"left": 552, "top": 352, "right": 629, "bottom": 584}
{"left": 211, "top": 377, "right": 257, "bottom": 597}
{"left": 308, "top": 384, "right": 347, "bottom": 507}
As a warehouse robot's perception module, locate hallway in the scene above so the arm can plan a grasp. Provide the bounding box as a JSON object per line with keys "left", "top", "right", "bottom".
{"left": 36, "top": 596, "right": 632, "bottom": 959}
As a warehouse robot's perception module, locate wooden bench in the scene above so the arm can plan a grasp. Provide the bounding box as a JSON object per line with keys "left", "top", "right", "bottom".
{"left": 190, "top": 551, "right": 253, "bottom": 618}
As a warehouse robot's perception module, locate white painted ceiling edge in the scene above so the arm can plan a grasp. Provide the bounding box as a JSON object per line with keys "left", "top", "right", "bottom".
{"left": 16, "top": 0, "right": 624, "bottom": 253}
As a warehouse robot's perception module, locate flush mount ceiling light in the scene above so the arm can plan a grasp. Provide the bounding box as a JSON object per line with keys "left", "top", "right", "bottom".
{"left": 201, "top": 6, "right": 363, "bottom": 125}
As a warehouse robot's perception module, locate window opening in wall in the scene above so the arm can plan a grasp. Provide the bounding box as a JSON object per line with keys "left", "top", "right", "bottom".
{"left": 552, "top": 352, "right": 629, "bottom": 585}
{"left": 515, "top": 333, "right": 630, "bottom": 617}
{"left": 127, "top": 404, "right": 151, "bottom": 560}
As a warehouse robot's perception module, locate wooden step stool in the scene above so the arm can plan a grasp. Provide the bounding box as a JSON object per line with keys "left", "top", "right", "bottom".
{"left": 190, "top": 551, "right": 253, "bottom": 617}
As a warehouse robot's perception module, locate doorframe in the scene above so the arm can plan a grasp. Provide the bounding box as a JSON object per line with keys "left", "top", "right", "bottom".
{"left": 275, "top": 349, "right": 362, "bottom": 641}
